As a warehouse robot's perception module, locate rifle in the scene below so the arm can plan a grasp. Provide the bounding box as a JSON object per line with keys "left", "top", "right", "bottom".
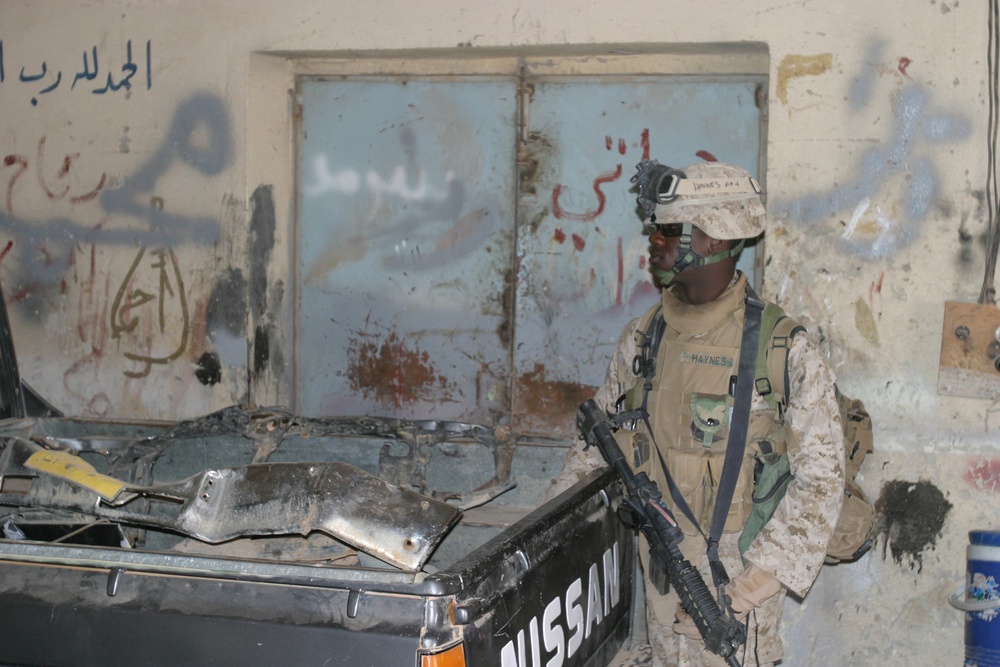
{"left": 577, "top": 399, "right": 746, "bottom": 667}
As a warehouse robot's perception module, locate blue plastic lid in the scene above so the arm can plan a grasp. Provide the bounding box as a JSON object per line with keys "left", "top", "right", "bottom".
{"left": 971, "top": 531, "right": 1000, "bottom": 547}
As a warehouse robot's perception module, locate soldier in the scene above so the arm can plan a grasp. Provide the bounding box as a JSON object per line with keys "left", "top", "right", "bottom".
{"left": 594, "top": 161, "right": 845, "bottom": 667}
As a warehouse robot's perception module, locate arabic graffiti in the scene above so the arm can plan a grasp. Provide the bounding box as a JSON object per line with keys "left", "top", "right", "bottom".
{"left": 775, "top": 42, "right": 970, "bottom": 258}
{"left": 3, "top": 137, "right": 107, "bottom": 215}
{"left": 99, "top": 91, "right": 230, "bottom": 241}
{"left": 0, "top": 39, "right": 152, "bottom": 106}
{"left": 302, "top": 127, "right": 493, "bottom": 278}
{"left": 110, "top": 246, "right": 189, "bottom": 379}
{"left": 551, "top": 129, "right": 651, "bottom": 221}
{"left": 63, "top": 243, "right": 114, "bottom": 417}
{"left": 1, "top": 92, "right": 230, "bottom": 303}
{"left": 0, "top": 92, "right": 231, "bottom": 395}
{"left": 535, "top": 129, "right": 659, "bottom": 316}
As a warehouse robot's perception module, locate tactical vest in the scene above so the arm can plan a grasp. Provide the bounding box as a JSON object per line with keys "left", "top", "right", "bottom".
{"left": 618, "top": 275, "right": 791, "bottom": 538}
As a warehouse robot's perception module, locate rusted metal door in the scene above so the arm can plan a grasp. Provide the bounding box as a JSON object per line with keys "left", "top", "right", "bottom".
{"left": 297, "top": 77, "right": 519, "bottom": 422}
{"left": 512, "top": 76, "right": 764, "bottom": 437}
{"left": 297, "top": 73, "right": 764, "bottom": 436}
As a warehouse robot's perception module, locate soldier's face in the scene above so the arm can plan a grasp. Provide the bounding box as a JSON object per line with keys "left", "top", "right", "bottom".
{"left": 647, "top": 224, "right": 711, "bottom": 274}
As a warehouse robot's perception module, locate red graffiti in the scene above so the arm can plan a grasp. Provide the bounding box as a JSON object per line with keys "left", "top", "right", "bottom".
{"left": 696, "top": 150, "right": 718, "bottom": 162}
{"left": 39, "top": 137, "right": 107, "bottom": 203}
{"left": 0, "top": 241, "right": 12, "bottom": 262}
{"left": 551, "top": 129, "right": 652, "bottom": 221}
{"left": 965, "top": 457, "right": 1000, "bottom": 492}
{"left": 9, "top": 283, "right": 39, "bottom": 304}
{"left": 898, "top": 57, "right": 912, "bottom": 78}
{"left": 3, "top": 137, "right": 106, "bottom": 214}
{"left": 603, "top": 136, "right": 628, "bottom": 156}
{"left": 38, "top": 137, "right": 73, "bottom": 200}
{"left": 553, "top": 228, "right": 567, "bottom": 243}
{"left": 3, "top": 155, "right": 28, "bottom": 215}
{"left": 571, "top": 233, "right": 585, "bottom": 251}
{"left": 552, "top": 164, "right": 623, "bottom": 222}
{"left": 69, "top": 173, "right": 106, "bottom": 204}
{"left": 868, "top": 271, "right": 886, "bottom": 304}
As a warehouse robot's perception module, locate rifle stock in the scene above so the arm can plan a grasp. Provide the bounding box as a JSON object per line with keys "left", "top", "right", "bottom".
{"left": 577, "top": 399, "right": 745, "bottom": 666}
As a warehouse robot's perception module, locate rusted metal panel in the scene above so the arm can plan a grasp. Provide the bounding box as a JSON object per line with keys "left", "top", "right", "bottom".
{"left": 297, "top": 75, "right": 764, "bottom": 437}
{"left": 512, "top": 77, "right": 764, "bottom": 437}
{"left": 297, "top": 77, "right": 518, "bottom": 422}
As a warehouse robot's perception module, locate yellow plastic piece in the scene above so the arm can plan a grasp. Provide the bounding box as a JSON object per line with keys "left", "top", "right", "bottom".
{"left": 24, "top": 450, "right": 127, "bottom": 502}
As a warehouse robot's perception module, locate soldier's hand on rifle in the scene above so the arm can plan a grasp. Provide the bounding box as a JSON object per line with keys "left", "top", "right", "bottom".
{"left": 672, "top": 607, "right": 703, "bottom": 640}
{"left": 725, "top": 564, "right": 783, "bottom": 621}
{"left": 673, "top": 563, "right": 783, "bottom": 639}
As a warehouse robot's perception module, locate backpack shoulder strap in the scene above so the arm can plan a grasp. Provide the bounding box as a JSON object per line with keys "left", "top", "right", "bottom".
{"left": 755, "top": 302, "right": 806, "bottom": 417}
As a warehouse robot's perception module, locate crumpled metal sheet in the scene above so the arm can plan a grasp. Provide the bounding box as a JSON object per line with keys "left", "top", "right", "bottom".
{"left": 1, "top": 438, "right": 460, "bottom": 570}
{"left": 161, "top": 461, "right": 460, "bottom": 570}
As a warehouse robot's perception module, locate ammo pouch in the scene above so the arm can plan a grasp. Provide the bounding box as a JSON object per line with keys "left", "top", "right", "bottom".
{"left": 647, "top": 554, "right": 672, "bottom": 595}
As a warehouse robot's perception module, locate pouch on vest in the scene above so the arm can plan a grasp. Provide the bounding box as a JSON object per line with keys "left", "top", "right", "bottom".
{"left": 690, "top": 394, "right": 729, "bottom": 447}
{"left": 824, "top": 392, "right": 876, "bottom": 562}
{"left": 737, "top": 451, "right": 792, "bottom": 557}
{"left": 616, "top": 429, "right": 652, "bottom": 474}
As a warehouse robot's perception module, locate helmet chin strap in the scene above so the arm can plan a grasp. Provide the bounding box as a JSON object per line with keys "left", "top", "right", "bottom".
{"left": 651, "top": 222, "right": 745, "bottom": 287}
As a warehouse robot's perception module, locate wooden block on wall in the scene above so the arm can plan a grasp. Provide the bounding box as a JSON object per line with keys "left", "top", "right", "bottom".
{"left": 938, "top": 301, "right": 1000, "bottom": 399}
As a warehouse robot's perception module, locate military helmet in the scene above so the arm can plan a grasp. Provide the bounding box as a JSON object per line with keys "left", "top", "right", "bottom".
{"left": 653, "top": 162, "right": 766, "bottom": 240}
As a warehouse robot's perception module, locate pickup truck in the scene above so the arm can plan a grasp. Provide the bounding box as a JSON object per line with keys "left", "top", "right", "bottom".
{"left": 0, "top": 284, "right": 634, "bottom": 667}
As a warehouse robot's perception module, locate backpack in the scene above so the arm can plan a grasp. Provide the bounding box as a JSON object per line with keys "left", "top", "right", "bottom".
{"left": 747, "top": 304, "right": 876, "bottom": 563}
{"left": 638, "top": 301, "right": 877, "bottom": 564}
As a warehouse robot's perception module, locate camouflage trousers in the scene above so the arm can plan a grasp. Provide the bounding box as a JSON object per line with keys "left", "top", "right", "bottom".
{"left": 638, "top": 531, "right": 784, "bottom": 667}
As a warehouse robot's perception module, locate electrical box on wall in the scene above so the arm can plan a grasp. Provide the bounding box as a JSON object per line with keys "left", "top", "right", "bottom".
{"left": 938, "top": 301, "right": 1000, "bottom": 399}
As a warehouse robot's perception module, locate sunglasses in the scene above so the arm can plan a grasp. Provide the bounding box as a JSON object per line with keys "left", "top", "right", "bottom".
{"left": 641, "top": 221, "right": 685, "bottom": 237}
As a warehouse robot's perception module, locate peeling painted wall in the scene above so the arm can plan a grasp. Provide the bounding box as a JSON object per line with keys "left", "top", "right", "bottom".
{"left": 0, "top": 1, "right": 992, "bottom": 664}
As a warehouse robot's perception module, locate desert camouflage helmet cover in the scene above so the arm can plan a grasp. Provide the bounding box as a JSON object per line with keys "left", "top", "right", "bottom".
{"left": 654, "top": 162, "right": 766, "bottom": 240}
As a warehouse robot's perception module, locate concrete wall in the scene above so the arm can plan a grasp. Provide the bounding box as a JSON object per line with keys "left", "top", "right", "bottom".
{"left": 0, "top": 1, "right": 988, "bottom": 664}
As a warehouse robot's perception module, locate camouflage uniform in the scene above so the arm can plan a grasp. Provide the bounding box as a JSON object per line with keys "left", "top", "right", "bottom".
{"left": 594, "top": 272, "right": 845, "bottom": 667}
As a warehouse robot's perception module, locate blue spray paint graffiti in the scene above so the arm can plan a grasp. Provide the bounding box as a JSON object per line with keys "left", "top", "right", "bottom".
{"left": 775, "top": 42, "right": 970, "bottom": 258}
{"left": 0, "top": 92, "right": 231, "bottom": 305}
{"left": 100, "top": 92, "right": 230, "bottom": 235}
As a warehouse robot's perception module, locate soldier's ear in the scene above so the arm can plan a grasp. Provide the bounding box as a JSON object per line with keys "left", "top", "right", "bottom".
{"left": 705, "top": 236, "right": 730, "bottom": 254}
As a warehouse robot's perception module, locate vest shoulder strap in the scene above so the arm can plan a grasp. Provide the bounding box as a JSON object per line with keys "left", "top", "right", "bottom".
{"left": 755, "top": 303, "right": 806, "bottom": 414}
{"left": 637, "top": 304, "right": 663, "bottom": 347}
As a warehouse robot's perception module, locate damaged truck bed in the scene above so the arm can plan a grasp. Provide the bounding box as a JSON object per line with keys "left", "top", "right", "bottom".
{"left": 0, "top": 294, "right": 633, "bottom": 667}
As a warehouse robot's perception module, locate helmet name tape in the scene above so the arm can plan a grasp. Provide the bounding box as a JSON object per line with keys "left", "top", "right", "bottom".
{"left": 674, "top": 177, "right": 761, "bottom": 199}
